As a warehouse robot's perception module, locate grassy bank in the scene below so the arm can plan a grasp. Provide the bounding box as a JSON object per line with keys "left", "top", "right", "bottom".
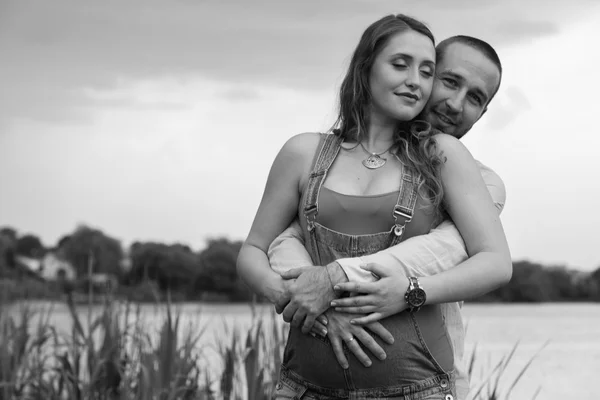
{"left": 0, "top": 297, "right": 541, "bottom": 400}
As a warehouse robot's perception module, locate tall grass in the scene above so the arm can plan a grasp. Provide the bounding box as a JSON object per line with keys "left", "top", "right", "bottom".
{"left": 0, "top": 296, "right": 286, "bottom": 400}
{"left": 0, "top": 297, "right": 539, "bottom": 400}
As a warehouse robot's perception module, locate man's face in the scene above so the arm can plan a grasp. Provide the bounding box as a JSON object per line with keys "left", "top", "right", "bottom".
{"left": 422, "top": 42, "right": 501, "bottom": 138}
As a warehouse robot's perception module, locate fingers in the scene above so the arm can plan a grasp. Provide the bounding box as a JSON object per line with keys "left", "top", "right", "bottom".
{"left": 301, "top": 313, "right": 317, "bottom": 334}
{"left": 354, "top": 330, "right": 386, "bottom": 361}
{"left": 344, "top": 336, "right": 372, "bottom": 367}
{"left": 316, "top": 314, "right": 328, "bottom": 326}
{"left": 330, "top": 337, "right": 349, "bottom": 369}
{"left": 350, "top": 313, "right": 385, "bottom": 325}
{"left": 330, "top": 295, "right": 376, "bottom": 308}
{"left": 333, "top": 281, "right": 376, "bottom": 294}
{"left": 366, "top": 321, "right": 394, "bottom": 345}
{"left": 291, "top": 308, "right": 306, "bottom": 329}
{"left": 274, "top": 290, "right": 290, "bottom": 315}
{"left": 360, "top": 263, "right": 393, "bottom": 279}
{"left": 310, "top": 321, "right": 328, "bottom": 337}
{"left": 334, "top": 305, "right": 376, "bottom": 314}
{"left": 275, "top": 297, "right": 290, "bottom": 314}
{"left": 281, "top": 302, "right": 298, "bottom": 323}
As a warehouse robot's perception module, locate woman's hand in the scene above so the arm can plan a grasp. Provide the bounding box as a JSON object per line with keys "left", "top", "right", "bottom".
{"left": 329, "top": 263, "right": 409, "bottom": 325}
{"left": 320, "top": 309, "right": 394, "bottom": 369}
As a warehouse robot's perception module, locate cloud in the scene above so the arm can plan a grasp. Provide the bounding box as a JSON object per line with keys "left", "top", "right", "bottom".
{"left": 483, "top": 86, "right": 532, "bottom": 131}
{"left": 0, "top": 0, "right": 598, "bottom": 127}
{"left": 494, "top": 20, "right": 560, "bottom": 42}
{"left": 217, "top": 87, "right": 262, "bottom": 103}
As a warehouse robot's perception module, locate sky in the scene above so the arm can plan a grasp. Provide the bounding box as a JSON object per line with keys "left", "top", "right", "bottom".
{"left": 1, "top": 0, "right": 599, "bottom": 271}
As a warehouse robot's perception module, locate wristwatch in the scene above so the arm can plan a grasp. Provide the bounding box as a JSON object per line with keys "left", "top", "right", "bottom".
{"left": 404, "top": 277, "right": 426, "bottom": 312}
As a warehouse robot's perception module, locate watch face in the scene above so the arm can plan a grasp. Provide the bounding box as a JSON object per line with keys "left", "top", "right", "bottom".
{"left": 407, "top": 288, "right": 426, "bottom": 307}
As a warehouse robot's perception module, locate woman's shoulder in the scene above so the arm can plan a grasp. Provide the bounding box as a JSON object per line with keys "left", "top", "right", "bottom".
{"left": 280, "top": 132, "right": 327, "bottom": 160}
{"left": 431, "top": 132, "right": 473, "bottom": 161}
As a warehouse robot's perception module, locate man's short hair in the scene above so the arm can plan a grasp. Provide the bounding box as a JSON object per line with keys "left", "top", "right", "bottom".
{"left": 436, "top": 35, "right": 503, "bottom": 103}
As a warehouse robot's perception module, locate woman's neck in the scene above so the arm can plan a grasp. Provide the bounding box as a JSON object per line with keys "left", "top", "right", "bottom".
{"left": 363, "top": 112, "right": 396, "bottom": 152}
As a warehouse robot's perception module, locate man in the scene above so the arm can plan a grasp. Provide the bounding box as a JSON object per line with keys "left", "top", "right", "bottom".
{"left": 268, "top": 35, "right": 505, "bottom": 399}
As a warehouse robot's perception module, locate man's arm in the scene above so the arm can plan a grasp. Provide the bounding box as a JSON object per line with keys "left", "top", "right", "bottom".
{"left": 268, "top": 219, "right": 314, "bottom": 275}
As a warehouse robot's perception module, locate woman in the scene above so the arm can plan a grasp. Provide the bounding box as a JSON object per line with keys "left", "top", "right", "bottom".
{"left": 237, "top": 14, "right": 511, "bottom": 400}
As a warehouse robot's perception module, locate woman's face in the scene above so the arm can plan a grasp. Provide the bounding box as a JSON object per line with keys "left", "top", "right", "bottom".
{"left": 368, "top": 30, "right": 436, "bottom": 124}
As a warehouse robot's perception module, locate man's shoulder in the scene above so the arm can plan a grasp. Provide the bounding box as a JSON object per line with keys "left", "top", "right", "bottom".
{"left": 474, "top": 159, "right": 506, "bottom": 210}
{"left": 474, "top": 160, "right": 503, "bottom": 181}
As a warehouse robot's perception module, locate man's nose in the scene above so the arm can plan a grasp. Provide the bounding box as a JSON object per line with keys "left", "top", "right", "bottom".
{"left": 445, "top": 92, "right": 465, "bottom": 114}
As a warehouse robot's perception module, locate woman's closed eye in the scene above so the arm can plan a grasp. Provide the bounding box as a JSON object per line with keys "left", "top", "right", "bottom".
{"left": 420, "top": 69, "right": 434, "bottom": 78}
{"left": 442, "top": 77, "right": 458, "bottom": 88}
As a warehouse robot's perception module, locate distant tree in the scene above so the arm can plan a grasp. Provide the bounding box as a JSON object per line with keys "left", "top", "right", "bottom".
{"left": 0, "top": 227, "right": 17, "bottom": 272}
{"left": 196, "top": 238, "right": 251, "bottom": 300}
{"left": 126, "top": 242, "right": 200, "bottom": 292}
{"left": 16, "top": 234, "right": 45, "bottom": 258}
{"left": 0, "top": 227, "right": 17, "bottom": 242}
{"left": 474, "top": 260, "right": 598, "bottom": 303}
{"left": 508, "top": 261, "right": 557, "bottom": 302}
{"left": 590, "top": 267, "right": 600, "bottom": 301}
{"left": 61, "top": 225, "right": 123, "bottom": 278}
{"left": 57, "top": 235, "right": 72, "bottom": 249}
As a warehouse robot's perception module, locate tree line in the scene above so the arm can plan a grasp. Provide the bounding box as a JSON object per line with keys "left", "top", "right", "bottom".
{"left": 1, "top": 225, "right": 599, "bottom": 303}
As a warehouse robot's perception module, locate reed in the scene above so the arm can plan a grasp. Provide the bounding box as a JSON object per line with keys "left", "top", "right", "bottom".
{"left": 0, "top": 297, "right": 540, "bottom": 400}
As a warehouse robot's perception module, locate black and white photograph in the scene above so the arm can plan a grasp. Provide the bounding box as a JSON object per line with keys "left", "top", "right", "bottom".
{"left": 1, "top": 1, "right": 599, "bottom": 399}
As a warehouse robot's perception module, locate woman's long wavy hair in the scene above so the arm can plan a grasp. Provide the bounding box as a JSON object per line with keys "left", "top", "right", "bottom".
{"left": 331, "top": 14, "right": 445, "bottom": 214}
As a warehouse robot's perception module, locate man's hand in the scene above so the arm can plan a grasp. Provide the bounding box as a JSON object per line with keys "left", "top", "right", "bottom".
{"left": 266, "top": 276, "right": 292, "bottom": 315}
{"left": 324, "top": 309, "right": 394, "bottom": 369}
{"left": 279, "top": 265, "right": 342, "bottom": 334}
{"left": 330, "top": 263, "right": 409, "bottom": 325}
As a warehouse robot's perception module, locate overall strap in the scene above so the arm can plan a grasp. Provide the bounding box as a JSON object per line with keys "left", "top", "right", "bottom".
{"left": 303, "top": 133, "right": 343, "bottom": 231}
{"left": 391, "top": 165, "right": 419, "bottom": 238}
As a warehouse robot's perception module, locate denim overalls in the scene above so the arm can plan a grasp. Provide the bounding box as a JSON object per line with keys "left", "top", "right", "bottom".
{"left": 275, "top": 134, "right": 455, "bottom": 400}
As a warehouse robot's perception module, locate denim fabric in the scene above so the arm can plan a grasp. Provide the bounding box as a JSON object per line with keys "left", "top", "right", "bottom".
{"left": 274, "top": 366, "right": 456, "bottom": 400}
{"left": 279, "top": 134, "right": 455, "bottom": 399}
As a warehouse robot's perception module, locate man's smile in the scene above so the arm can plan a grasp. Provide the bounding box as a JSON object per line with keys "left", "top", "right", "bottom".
{"left": 433, "top": 110, "right": 457, "bottom": 126}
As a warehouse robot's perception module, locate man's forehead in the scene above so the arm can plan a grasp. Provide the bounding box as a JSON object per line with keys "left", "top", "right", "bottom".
{"left": 438, "top": 42, "right": 500, "bottom": 97}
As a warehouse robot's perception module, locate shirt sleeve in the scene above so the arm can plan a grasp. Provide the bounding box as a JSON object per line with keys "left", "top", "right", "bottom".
{"left": 477, "top": 160, "right": 506, "bottom": 212}
{"left": 268, "top": 219, "right": 314, "bottom": 275}
{"left": 337, "top": 161, "right": 506, "bottom": 281}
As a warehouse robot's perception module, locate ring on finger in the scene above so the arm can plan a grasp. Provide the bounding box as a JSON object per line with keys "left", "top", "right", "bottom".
{"left": 345, "top": 336, "right": 355, "bottom": 343}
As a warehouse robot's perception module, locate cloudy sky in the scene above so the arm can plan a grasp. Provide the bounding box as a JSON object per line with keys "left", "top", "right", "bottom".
{"left": 1, "top": 0, "right": 599, "bottom": 271}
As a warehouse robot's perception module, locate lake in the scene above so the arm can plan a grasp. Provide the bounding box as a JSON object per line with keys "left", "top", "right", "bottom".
{"left": 11, "top": 302, "right": 600, "bottom": 399}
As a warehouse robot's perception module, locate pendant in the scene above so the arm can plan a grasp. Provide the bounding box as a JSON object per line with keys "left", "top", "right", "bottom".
{"left": 362, "top": 154, "right": 386, "bottom": 169}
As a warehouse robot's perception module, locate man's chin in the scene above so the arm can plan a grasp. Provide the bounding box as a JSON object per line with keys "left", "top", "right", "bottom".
{"left": 425, "top": 113, "right": 457, "bottom": 136}
{"left": 428, "top": 121, "right": 454, "bottom": 135}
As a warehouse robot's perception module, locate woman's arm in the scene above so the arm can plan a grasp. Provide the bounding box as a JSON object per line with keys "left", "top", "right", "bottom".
{"left": 236, "top": 133, "right": 317, "bottom": 307}
{"left": 418, "top": 133, "right": 512, "bottom": 303}
{"left": 331, "top": 134, "right": 512, "bottom": 323}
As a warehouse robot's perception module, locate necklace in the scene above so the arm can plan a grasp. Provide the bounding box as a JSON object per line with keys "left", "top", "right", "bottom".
{"left": 359, "top": 142, "right": 394, "bottom": 169}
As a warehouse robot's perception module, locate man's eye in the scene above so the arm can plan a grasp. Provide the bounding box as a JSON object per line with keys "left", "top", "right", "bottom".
{"left": 469, "top": 93, "right": 482, "bottom": 105}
